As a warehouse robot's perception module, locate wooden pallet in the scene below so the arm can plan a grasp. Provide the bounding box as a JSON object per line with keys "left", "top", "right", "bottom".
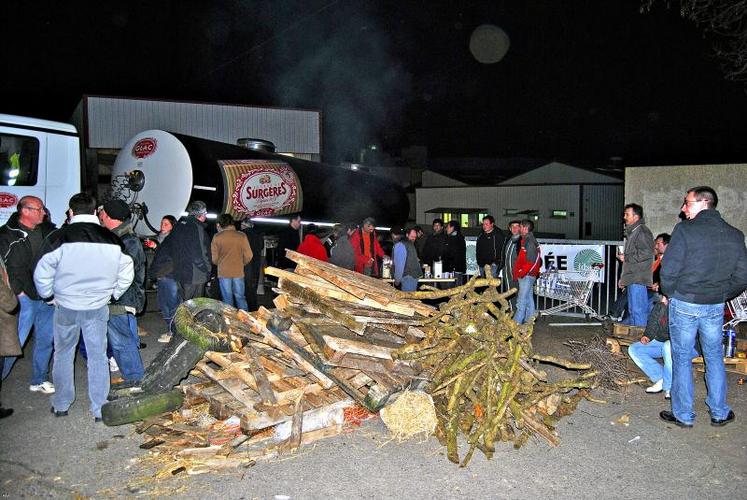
{"left": 180, "top": 349, "right": 356, "bottom": 434}
{"left": 692, "top": 356, "right": 747, "bottom": 375}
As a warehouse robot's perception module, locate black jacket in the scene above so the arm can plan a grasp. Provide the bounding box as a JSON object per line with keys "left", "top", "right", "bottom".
{"left": 110, "top": 222, "right": 146, "bottom": 314}
{"left": 0, "top": 213, "right": 56, "bottom": 299}
{"left": 422, "top": 232, "right": 447, "bottom": 268}
{"left": 442, "top": 231, "right": 466, "bottom": 273}
{"left": 661, "top": 209, "right": 747, "bottom": 304}
{"left": 476, "top": 228, "right": 506, "bottom": 269}
{"left": 277, "top": 225, "right": 301, "bottom": 269}
{"left": 152, "top": 216, "right": 211, "bottom": 285}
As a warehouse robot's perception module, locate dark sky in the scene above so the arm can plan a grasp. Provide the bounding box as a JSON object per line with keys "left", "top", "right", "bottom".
{"left": 3, "top": 0, "right": 747, "bottom": 167}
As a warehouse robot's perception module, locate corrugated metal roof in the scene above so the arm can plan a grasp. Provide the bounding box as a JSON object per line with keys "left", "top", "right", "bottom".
{"left": 73, "top": 96, "right": 321, "bottom": 154}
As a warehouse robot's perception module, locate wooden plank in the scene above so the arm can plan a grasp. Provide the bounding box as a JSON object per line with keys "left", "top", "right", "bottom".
{"left": 245, "top": 314, "right": 337, "bottom": 389}
{"left": 322, "top": 334, "right": 396, "bottom": 360}
{"left": 243, "top": 346, "right": 278, "bottom": 406}
{"left": 196, "top": 361, "right": 258, "bottom": 410}
{"left": 279, "top": 279, "right": 366, "bottom": 334}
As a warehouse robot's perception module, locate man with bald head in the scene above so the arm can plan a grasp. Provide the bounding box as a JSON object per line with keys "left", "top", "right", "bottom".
{"left": 0, "top": 196, "right": 57, "bottom": 393}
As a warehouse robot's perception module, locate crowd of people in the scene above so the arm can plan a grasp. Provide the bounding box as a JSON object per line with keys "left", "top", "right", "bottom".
{"left": 619, "top": 187, "right": 746, "bottom": 428}
{"left": 0, "top": 185, "right": 744, "bottom": 429}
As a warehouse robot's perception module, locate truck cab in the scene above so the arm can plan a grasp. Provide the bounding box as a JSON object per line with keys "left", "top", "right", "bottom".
{"left": 0, "top": 114, "right": 81, "bottom": 226}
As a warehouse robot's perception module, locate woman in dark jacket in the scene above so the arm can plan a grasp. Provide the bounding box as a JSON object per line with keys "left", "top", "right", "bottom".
{"left": 442, "top": 221, "right": 466, "bottom": 274}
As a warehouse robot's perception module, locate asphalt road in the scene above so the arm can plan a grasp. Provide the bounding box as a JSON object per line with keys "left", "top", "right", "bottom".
{"left": 0, "top": 307, "right": 745, "bottom": 499}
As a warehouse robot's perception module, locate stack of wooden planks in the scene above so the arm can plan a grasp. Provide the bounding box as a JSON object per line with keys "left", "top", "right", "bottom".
{"left": 137, "top": 254, "right": 434, "bottom": 472}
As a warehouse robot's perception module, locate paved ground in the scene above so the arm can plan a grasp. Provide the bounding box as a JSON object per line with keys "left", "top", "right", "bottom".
{"left": 0, "top": 298, "right": 745, "bottom": 499}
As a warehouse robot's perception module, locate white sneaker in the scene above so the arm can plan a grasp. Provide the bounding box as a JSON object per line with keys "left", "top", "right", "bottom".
{"left": 108, "top": 357, "right": 120, "bottom": 373}
{"left": 29, "top": 381, "right": 55, "bottom": 394}
{"left": 664, "top": 390, "right": 671, "bottom": 400}
{"left": 157, "top": 334, "right": 172, "bottom": 343}
{"left": 645, "top": 379, "right": 663, "bottom": 393}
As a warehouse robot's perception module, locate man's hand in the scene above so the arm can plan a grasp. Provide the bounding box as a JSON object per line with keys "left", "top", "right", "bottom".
{"left": 661, "top": 295, "right": 668, "bottom": 305}
{"left": 640, "top": 335, "right": 650, "bottom": 345}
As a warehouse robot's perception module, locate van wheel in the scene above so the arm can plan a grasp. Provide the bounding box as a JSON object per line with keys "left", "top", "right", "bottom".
{"left": 140, "top": 334, "right": 206, "bottom": 395}
{"left": 101, "top": 389, "right": 184, "bottom": 426}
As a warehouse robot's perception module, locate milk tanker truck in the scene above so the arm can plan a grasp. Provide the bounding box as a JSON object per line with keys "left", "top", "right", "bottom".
{"left": 110, "top": 130, "right": 410, "bottom": 237}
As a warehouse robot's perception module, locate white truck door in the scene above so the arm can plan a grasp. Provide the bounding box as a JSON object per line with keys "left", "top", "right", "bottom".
{"left": 0, "top": 126, "right": 47, "bottom": 226}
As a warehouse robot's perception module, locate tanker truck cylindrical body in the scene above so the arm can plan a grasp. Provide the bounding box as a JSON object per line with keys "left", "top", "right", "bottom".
{"left": 110, "top": 130, "right": 409, "bottom": 236}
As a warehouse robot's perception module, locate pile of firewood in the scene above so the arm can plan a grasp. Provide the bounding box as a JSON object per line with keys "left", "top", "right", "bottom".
{"left": 137, "top": 250, "right": 599, "bottom": 473}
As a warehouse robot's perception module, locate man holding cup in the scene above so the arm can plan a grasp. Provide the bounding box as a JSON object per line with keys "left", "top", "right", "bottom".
{"left": 618, "top": 203, "right": 654, "bottom": 327}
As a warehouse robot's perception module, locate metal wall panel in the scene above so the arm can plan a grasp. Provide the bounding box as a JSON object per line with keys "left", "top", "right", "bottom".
{"left": 81, "top": 96, "right": 321, "bottom": 154}
{"left": 582, "top": 184, "right": 625, "bottom": 240}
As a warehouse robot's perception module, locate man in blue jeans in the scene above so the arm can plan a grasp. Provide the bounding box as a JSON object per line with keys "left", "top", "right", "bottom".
{"left": 660, "top": 186, "right": 747, "bottom": 428}
{"left": 0, "top": 195, "right": 56, "bottom": 394}
{"left": 619, "top": 203, "right": 654, "bottom": 327}
{"left": 34, "top": 193, "right": 133, "bottom": 422}
{"left": 99, "top": 200, "right": 146, "bottom": 384}
{"left": 392, "top": 227, "right": 422, "bottom": 292}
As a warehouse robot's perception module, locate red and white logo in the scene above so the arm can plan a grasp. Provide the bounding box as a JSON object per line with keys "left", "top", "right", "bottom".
{"left": 131, "top": 138, "right": 158, "bottom": 159}
{"left": 0, "top": 192, "right": 18, "bottom": 209}
{"left": 232, "top": 164, "right": 298, "bottom": 216}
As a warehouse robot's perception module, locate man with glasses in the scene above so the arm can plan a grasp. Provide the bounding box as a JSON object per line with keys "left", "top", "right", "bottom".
{"left": 0, "top": 196, "right": 56, "bottom": 393}
{"left": 659, "top": 186, "right": 747, "bottom": 428}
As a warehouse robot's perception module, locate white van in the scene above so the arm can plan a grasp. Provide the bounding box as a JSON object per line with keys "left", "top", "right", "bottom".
{"left": 0, "top": 114, "right": 81, "bottom": 226}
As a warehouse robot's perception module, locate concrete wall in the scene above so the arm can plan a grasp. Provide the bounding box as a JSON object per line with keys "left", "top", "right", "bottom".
{"left": 625, "top": 164, "right": 747, "bottom": 238}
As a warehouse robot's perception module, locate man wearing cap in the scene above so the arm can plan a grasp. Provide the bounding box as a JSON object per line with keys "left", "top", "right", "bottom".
{"left": 0, "top": 195, "right": 57, "bottom": 393}
{"left": 34, "top": 193, "right": 133, "bottom": 421}
{"left": 350, "top": 217, "right": 386, "bottom": 276}
{"left": 99, "top": 199, "right": 146, "bottom": 384}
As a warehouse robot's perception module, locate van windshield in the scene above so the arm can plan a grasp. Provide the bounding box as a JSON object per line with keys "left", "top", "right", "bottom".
{"left": 0, "top": 133, "right": 39, "bottom": 186}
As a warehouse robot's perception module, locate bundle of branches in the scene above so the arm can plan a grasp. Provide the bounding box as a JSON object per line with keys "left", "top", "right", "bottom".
{"left": 565, "top": 335, "right": 638, "bottom": 390}
{"left": 392, "top": 275, "right": 597, "bottom": 467}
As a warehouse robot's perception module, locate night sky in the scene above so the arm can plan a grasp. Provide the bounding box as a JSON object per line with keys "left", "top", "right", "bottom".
{"left": 3, "top": 1, "right": 747, "bottom": 169}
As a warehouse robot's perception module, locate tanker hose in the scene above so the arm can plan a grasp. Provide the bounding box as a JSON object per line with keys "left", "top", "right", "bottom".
{"left": 134, "top": 202, "right": 160, "bottom": 235}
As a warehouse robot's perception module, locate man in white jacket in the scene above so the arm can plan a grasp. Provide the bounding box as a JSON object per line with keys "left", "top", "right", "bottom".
{"left": 34, "top": 193, "right": 133, "bottom": 422}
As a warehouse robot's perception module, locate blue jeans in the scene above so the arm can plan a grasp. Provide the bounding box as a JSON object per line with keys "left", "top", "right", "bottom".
{"left": 514, "top": 275, "right": 537, "bottom": 325}
{"left": 628, "top": 339, "right": 672, "bottom": 391}
{"left": 669, "top": 298, "right": 730, "bottom": 423}
{"left": 107, "top": 313, "right": 144, "bottom": 383}
{"left": 2, "top": 295, "right": 55, "bottom": 384}
{"left": 400, "top": 275, "right": 419, "bottom": 292}
{"left": 157, "top": 277, "right": 179, "bottom": 333}
{"left": 624, "top": 284, "right": 650, "bottom": 327}
{"left": 52, "top": 305, "right": 110, "bottom": 418}
{"left": 219, "top": 277, "right": 248, "bottom": 310}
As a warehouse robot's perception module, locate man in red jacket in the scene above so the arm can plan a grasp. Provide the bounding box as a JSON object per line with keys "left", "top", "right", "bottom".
{"left": 350, "top": 217, "right": 385, "bottom": 276}
{"left": 512, "top": 219, "right": 541, "bottom": 324}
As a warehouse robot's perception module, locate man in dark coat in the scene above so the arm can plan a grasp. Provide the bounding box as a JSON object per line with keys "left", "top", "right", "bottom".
{"left": 442, "top": 220, "right": 466, "bottom": 274}
{"left": 276, "top": 213, "right": 302, "bottom": 269}
{"left": 99, "top": 199, "right": 146, "bottom": 384}
{"left": 475, "top": 215, "right": 506, "bottom": 278}
{"left": 241, "top": 219, "right": 264, "bottom": 311}
{"left": 422, "top": 218, "right": 447, "bottom": 270}
{"left": 0, "top": 196, "right": 56, "bottom": 393}
{"left": 659, "top": 186, "right": 747, "bottom": 428}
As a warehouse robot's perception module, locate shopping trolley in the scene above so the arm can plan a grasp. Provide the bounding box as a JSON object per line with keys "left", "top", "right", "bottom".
{"left": 535, "top": 264, "right": 604, "bottom": 319}
{"left": 725, "top": 289, "right": 747, "bottom": 330}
